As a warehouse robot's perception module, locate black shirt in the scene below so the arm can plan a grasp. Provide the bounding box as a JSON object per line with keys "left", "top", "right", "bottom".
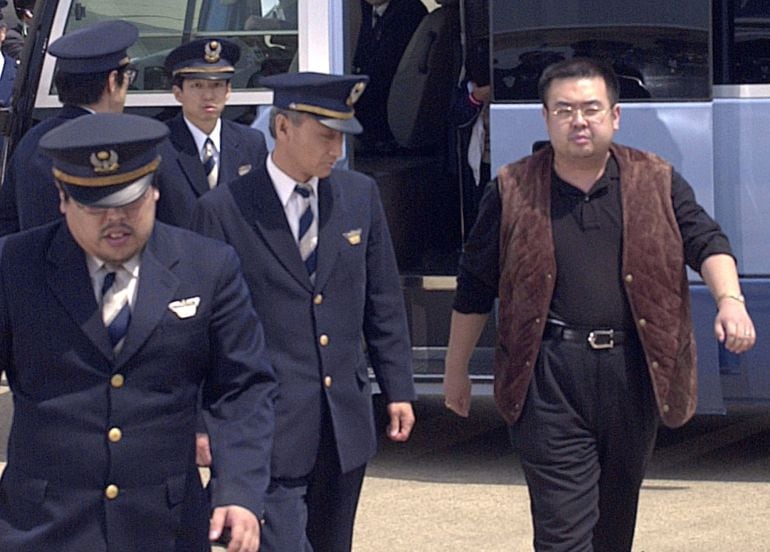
{"left": 454, "top": 155, "right": 733, "bottom": 328}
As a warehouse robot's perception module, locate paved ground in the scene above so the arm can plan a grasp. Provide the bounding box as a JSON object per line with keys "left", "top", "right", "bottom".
{"left": 352, "top": 396, "right": 770, "bottom": 551}
{"left": 2, "top": 387, "right": 770, "bottom": 550}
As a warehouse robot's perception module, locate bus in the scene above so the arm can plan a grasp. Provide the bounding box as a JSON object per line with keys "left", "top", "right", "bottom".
{"left": 1, "top": 0, "right": 769, "bottom": 414}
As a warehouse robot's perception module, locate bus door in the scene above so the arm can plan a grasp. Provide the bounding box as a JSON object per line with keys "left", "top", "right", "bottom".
{"left": 343, "top": 0, "right": 498, "bottom": 390}
{"left": 712, "top": 0, "right": 770, "bottom": 408}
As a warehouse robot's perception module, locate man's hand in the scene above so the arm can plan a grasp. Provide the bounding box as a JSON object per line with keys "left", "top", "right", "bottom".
{"left": 715, "top": 298, "right": 756, "bottom": 354}
{"left": 443, "top": 311, "right": 488, "bottom": 418}
{"left": 196, "top": 432, "right": 212, "bottom": 467}
{"left": 210, "top": 505, "right": 260, "bottom": 552}
{"left": 443, "top": 362, "right": 471, "bottom": 417}
{"left": 386, "top": 401, "right": 415, "bottom": 442}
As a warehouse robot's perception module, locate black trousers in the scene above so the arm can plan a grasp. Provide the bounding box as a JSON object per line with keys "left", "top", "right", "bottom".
{"left": 260, "top": 409, "right": 366, "bottom": 552}
{"left": 509, "top": 333, "right": 659, "bottom": 552}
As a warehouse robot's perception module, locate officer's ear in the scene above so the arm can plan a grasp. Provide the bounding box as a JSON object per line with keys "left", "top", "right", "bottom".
{"left": 274, "top": 111, "right": 290, "bottom": 139}
{"left": 55, "top": 182, "right": 70, "bottom": 214}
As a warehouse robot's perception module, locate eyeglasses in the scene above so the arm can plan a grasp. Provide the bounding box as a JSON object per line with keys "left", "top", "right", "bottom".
{"left": 549, "top": 104, "right": 611, "bottom": 124}
{"left": 74, "top": 187, "right": 151, "bottom": 216}
{"left": 121, "top": 64, "right": 138, "bottom": 87}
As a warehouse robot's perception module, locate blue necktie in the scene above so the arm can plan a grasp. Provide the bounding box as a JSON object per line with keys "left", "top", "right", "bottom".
{"left": 202, "top": 138, "right": 218, "bottom": 188}
{"left": 102, "top": 269, "right": 131, "bottom": 351}
{"left": 295, "top": 184, "right": 317, "bottom": 279}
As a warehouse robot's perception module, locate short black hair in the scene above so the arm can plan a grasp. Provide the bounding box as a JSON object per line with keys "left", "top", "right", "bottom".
{"left": 268, "top": 106, "right": 306, "bottom": 139}
{"left": 538, "top": 58, "right": 620, "bottom": 107}
{"left": 55, "top": 65, "right": 129, "bottom": 105}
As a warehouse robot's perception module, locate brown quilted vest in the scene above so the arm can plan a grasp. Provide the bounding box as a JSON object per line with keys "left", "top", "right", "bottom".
{"left": 495, "top": 143, "right": 697, "bottom": 428}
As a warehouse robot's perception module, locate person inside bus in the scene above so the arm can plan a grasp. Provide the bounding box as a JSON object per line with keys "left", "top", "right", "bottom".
{"left": 0, "top": 20, "right": 17, "bottom": 107}
{"left": 0, "top": 20, "right": 139, "bottom": 236}
{"left": 190, "top": 71, "right": 416, "bottom": 552}
{"left": 153, "top": 37, "right": 267, "bottom": 228}
{"left": 1, "top": 0, "right": 33, "bottom": 62}
{"left": 352, "top": 0, "right": 427, "bottom": 151}
{"left": 444, "top": 58, "right": 756, "bottom": 552}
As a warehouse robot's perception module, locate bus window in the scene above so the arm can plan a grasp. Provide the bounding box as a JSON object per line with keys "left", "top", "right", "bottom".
{"left": 714, "top": 0, "right": 770, "bottom": 84}
{"left": 58, "top": 0, "right": 298, "bottom": 92}
{"left": 491, "top": 0, "right": 711, "bottom": 101}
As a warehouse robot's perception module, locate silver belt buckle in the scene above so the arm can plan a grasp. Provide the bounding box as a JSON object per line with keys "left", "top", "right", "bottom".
{"left": 587, "top": 329, "right": 614, "bottom": 349}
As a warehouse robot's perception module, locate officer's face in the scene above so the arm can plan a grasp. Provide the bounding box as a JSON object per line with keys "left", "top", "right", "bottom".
{"left": 173, "top": 79, "right": 231, "bottom": 133}
{"left": 542, "top": 76, "right": 620, "bottom": 167}
{"left": 274, "top": 113, "right": 343, "bottom": 182}
{"left": 60, "top": 185, "right": 159, "bottom": 265}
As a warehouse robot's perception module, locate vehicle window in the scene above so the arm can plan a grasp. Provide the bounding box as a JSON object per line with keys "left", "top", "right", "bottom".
{"left": 57, "top": 0, "right": 298, "bottom": 92}
{"left": 716, "top": 1, "right": 770, "bottom": 84}
{"left": 490, "top": 0, "right": 711, "bottom": 101}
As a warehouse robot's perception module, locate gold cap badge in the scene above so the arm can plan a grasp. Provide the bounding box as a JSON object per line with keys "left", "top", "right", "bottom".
{"left": 90, "top": 150, "right": 120, "bottom": 174}
{"left": 347, "top": 81, "right": 367, "bottom": 107}
{"left": 204, "top": 40, "right": 221, "bottom": 63}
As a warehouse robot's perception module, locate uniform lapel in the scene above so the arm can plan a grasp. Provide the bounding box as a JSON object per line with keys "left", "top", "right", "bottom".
{"left": 313, "top": 177, "right": 345, "bottom": 291}
{"left": 235, "top": 166, "right": 313, "bottom": 290}
{"left": 169, "top": 115, "right": 210, "bottom": 197}
{"left": 115, "top": 226, "right": 180, "bottom": 365}
{"left": 46, "top": 224, "right": 114, "bottom": 361}
{"left": 218, "top": 121, "right": 239, "bottom": 184}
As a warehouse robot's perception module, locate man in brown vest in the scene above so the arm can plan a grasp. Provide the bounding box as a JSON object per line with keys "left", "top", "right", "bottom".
{"left": 443, "top": 58, "right": 755, "bottom": 551}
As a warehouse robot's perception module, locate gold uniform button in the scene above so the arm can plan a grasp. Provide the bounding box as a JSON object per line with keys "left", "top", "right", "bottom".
{"left": 111, "top": 374, "right": 125, "bottom": 388}
{"left": 662, "top": 404, "right": 670, "bottom": 414}
{"left": 324, "top": 376, "right": 333, "bottom": 388}
{"left": 108, "top": 427, "right": 122, "bottom": 443}
{"left": 105, "top": 485, "right": 119, "bottom": 500}
{"left": 638, "top": 318, "right": 647, "bottom": 328}
{"left": 624, "top": 274, "right": 634, "bottom": 283}
{"left": 651, "top": 361, "right": 660, "bottom": 370}
{"left": 314, "top": 294, "right": 324, "bottom": 305}
{"left": 319, "top": 334, "right": 329, "bottom": 346}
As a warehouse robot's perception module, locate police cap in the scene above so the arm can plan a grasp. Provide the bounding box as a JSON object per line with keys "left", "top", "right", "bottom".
{"left": 39, "top": 113, "right": 169, "bottom": 208}
{"left": 164, "top": 38, "right": 240, "bottom": 81}
{"left": 48, "top": 20, "right": 139, "bottom": 75}
{"left": 259, "top": 72, "right": 369, "bottom": 135}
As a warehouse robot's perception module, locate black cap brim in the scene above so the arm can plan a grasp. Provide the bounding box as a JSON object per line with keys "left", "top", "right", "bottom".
{"left": 317, "top": 116, "right": 363, "bottom": 135}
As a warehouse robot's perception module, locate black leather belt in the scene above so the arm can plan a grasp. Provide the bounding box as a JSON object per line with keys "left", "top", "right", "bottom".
{"left": 544, "top": 324, "right": 627, "bottom": 350}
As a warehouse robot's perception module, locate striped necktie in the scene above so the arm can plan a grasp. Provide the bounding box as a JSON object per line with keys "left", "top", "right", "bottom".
{"left": 202, "top": 138, "right": 218, "bottom": 189}
{"left": 102, "top": 267, "right": 131, "bottom": 352}
{"left": 295, "top": 183, "right": 318, "bottom": 280}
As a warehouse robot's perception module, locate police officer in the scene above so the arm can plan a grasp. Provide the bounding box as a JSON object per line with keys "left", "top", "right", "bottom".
{"left": 0, "top": 113, "right": 276, "bottom": 552}
{"left": 154, "top": 37, "right": 267, "bottom": 228}
{"left": 0, "top": 20, "right": 139, "bottom": 236}
{"left": 192, "top": 72, "right": 416, "bottom": 552}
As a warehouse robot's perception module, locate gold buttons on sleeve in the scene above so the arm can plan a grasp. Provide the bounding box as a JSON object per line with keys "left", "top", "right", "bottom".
{"left": 108, "top": 427, "right": 123, "bottom": 443}
{"left": 105, "top": 485, "right": 120, "bottom": 500}
{"left": 323, "top": 375, "right": 332, "bottom": 388}
{"left": 110, "top": 374, "right": 125, "bottom": 388}
{"left": 319, "top": 334, "right": 329, "bottom": 346}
